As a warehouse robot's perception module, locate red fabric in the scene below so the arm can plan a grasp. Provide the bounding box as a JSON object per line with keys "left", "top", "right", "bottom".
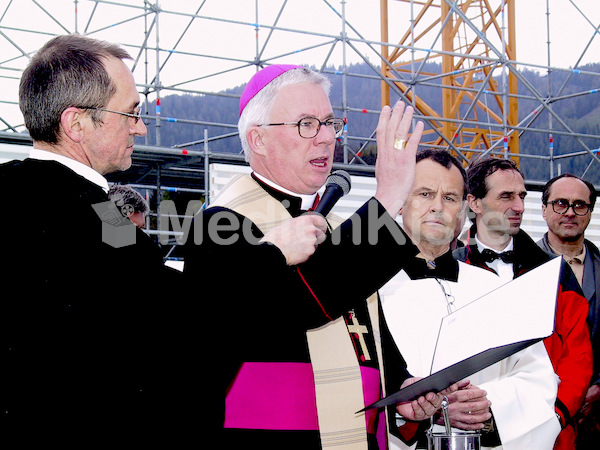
{"left": 554, "top": 423, "right": 576, "bottom": 450}
{"left": 309, "top": 193, "right": 320, "bottom": 211}
{"left": 396, "top": 421, "right": 421, "bottom": 443}
{"left": 544, "top": 285, "right": 594, "bottom": 450}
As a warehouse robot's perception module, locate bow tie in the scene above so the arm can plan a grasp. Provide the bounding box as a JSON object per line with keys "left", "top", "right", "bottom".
{"left": 481, "top": 248, "right": 515, "bottom": 264}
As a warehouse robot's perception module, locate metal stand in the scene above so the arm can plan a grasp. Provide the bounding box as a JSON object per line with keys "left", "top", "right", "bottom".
{"left": 427, "top": 396, "right": 481, "bottom": 450}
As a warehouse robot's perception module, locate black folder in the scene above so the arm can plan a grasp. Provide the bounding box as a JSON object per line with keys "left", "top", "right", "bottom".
{"left": 360, "top": 258, "right": 563, "bottom": 413}
{"left": 359, "top": 337, "right": 543, "bottom": 412}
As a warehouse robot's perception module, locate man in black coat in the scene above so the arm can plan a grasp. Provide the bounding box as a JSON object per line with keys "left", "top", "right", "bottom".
{"left": 0, "top": 34, "right": 186, "bottom": 445}
{"left": 183, "top": 65, "right": 445, "bottom": 449}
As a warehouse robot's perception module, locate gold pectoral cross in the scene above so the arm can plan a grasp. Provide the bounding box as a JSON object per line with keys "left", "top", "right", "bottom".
{"left": 346, "top": 310, "right": 371, "bottom": 361}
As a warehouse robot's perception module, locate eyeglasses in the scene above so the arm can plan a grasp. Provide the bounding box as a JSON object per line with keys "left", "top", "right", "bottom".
{"left": 548, "top": 199, "right": 592, "bottom": 216}
{"left": 258, "top": 117, "right": 345, "bottom": 139}
{"left": 80, "top": 106, "right": 142, "bottom": 124}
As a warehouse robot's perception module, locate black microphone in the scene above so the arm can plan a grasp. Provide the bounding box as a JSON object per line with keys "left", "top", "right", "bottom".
{"left": 314, "top": 170, "right": 352, "bottom": 216}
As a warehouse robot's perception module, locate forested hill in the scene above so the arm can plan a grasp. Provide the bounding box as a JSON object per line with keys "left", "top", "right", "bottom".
{"left": 141, "top": 61, "right": 600, "bottom": 184}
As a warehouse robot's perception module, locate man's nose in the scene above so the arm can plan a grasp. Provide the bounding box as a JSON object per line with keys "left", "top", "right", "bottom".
{"left": 132, "top": 118, "right": 147, "bottom": 136}
{"left": 512, "top": 196, "right": 525, "bottom": 213}
{"left": 430, "top": 194, "right": 444, "bottom": 212}
{"left": 314, "top": 122, "right": 335, "bottom": 145}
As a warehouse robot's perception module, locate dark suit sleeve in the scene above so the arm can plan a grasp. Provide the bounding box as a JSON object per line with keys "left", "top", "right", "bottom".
{"left": 298, "top": 197, "right": 418, "bottom": 318}
{"left": 183, "top": 206, "right": 290, "bottom": 306}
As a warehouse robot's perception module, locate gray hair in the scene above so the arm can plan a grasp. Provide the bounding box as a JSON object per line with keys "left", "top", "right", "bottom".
{"left": 237, "top": 67, "right": 331, "bottom": 162}
{"left": 19, "top": 34, "right": 132, "bottom": 144}
{"left": 108, "top": 185, "right": 149, "bottom": 215}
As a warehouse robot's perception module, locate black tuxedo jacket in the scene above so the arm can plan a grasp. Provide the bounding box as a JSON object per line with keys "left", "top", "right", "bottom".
{"left": 453, "top": 223, "right": 550, "bottom": 277}
{"left": 0, "top": 159, "right": 190, "bottom": 444}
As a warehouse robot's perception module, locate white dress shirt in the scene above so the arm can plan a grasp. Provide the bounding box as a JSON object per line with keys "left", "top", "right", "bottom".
{"left": 476, "top": 235, "right": 515, "bottom": 284}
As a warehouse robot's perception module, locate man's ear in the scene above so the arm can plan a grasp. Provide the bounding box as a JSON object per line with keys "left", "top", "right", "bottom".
{"left": 541, "top": 204, "right": 548, "bottom": 221}
{"left": 467, "top": 193, "right": 482, "bottom": 214}
{"left": 246, "top": 126, "right": 267, "bottom": 158}
{"left": 59, "top": 107, "right": 85, "bottom": 143}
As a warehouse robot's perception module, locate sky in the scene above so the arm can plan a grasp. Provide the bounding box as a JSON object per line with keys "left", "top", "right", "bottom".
{"left": 0, "top": 0, "right": 599, "bottom": 131}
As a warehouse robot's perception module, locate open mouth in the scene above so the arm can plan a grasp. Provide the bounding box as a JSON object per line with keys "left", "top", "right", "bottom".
{"left": 310, "top": 156, "right": 329, "bottom": 168}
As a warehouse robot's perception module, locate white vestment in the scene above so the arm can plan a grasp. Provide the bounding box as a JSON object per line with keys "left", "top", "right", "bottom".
{"left": 379, "top": 261, "right": 560, "bottom": 450}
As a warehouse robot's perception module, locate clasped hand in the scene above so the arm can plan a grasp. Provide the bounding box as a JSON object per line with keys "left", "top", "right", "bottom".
{"left": 434, "top": 380, "right": 492, "bottom": 430}
{"left": 260, "top": 214, "right": 328, "bottom": 265}
{"left": 395, "top": 379, "right": 491, "bottom": 429}
{"left": 395, "top": 378, "right": 462, "bottom": 422}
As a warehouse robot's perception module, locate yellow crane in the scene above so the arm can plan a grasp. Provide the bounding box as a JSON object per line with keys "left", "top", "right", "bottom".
{"left": 380, "top": 0, "right": 519, "bottom": 165}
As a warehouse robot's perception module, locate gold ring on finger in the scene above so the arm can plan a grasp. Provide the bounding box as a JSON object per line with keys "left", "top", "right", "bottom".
{"left": 393, "top": 137, "right": 406, "bottom": 150}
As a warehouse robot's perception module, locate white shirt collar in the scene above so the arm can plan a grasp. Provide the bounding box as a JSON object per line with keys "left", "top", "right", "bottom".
{"left": 29, "top": 148, "right": 109, "bottom": 193}
{"left": 253, "top": 171, "right": 319, "bottom": 210}
{"left": 475, "top": 235, "right": 515, "bottom": 283}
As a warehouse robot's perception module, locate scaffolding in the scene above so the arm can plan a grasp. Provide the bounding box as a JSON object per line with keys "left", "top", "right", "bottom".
{"left": 380, "top": 0, "right": 600, "bottom": 180}
{"left": 0, "top": 0, "right": 599, "bottom": 199}
{"left": 381, "top": 0, "right": 521, "bottom": 164}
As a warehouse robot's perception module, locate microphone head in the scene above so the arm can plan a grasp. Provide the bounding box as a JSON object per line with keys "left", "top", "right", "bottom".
{"left": 325, "top": 170, "right": 351, "bottom": 196}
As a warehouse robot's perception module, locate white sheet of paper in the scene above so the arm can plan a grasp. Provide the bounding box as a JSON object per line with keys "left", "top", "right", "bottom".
{"left": 430, "top": 257, "right": 561, "bottom": 373}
